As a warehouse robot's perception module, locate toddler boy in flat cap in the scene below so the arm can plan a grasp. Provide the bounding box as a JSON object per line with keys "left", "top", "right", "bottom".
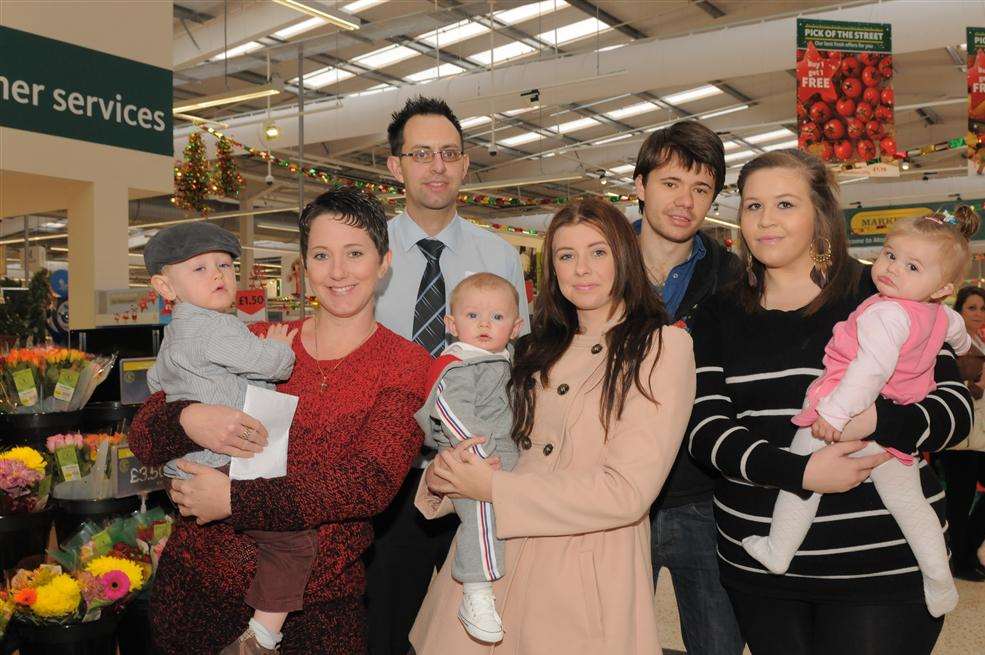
{"left": 145, "top": 222, "right": 310, "bottom": 654}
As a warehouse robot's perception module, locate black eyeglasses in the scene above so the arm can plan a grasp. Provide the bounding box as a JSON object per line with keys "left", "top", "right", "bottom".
{"left": 398, "top": 148, "right": 464, "bottom": 164}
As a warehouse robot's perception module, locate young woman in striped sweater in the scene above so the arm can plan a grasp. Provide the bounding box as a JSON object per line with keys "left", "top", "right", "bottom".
{"left": 687, "top": 150, "right": 972, "bottom": 655}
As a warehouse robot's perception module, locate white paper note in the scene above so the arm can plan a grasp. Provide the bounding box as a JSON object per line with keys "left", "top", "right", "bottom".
{"left": 229, "top": 385, "right": 299, "bottom": 481}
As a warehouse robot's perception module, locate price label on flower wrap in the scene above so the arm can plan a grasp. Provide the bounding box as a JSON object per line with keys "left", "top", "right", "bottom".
{"left": 12, "top": 368, "right": 38, "bottom": 406}
{"left": 55, "top": 445, "right": 82, "bottom": 481}
{"left": 53, "top": 369, "right": 80, "bottom": 402}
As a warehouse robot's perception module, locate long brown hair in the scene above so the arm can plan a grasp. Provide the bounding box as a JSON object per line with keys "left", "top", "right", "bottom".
{"left": 735, "top": 149, "right": 860, "bottom": 315}
{"left": 509, "top": 198, "right": 667, "bottom": 449}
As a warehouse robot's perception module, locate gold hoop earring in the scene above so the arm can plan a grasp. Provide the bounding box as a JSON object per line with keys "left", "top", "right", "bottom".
{"left": 810, "top": 237, "right": 833, "bottom": 289}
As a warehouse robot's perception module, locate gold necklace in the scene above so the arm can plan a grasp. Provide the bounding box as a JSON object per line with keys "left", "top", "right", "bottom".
{"left": 312, "top": 317, "right": 377, "bottom": 392}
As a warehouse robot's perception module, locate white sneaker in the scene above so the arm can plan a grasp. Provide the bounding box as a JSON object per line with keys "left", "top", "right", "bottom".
{"left": 458, "top": 587, "right": 504, "bottom": 643}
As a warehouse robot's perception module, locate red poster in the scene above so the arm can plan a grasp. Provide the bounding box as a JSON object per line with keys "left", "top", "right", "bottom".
{"left": 969, "top": 27, "right": 985, "bottom": 176}
{"left": 796, "top": 19, "right": 896, "bottom": 170}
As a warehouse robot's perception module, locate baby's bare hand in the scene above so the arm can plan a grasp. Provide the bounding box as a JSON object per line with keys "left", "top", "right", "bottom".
{"left": 265, "top": 323, "right": 298, "bottom": 345}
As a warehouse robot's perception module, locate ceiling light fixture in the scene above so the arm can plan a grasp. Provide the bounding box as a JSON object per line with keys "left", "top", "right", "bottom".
{"left": 263, "top": 120, "right": 280, "bottom": 140}
{"left": 270, "top": 0, "right": 359, "bottom": 30}
{"left": 173, "top": 81, "right": 283, "bottom": 113}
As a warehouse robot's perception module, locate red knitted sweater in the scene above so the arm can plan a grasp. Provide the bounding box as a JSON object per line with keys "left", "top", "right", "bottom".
{"left": 128, "top": 321, "right": 428, "bottom": 650}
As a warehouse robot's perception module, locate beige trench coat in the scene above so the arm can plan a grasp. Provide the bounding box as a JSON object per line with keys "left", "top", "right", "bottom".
{"left": 410, "top": 325, "right": 695, "bottom": 655}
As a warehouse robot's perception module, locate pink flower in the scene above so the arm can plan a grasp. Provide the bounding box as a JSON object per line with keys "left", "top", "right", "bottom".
{"left": 0, "top": 459, "right": 42, "bottom": 496}
{"left": 98, "top": 570, "right": 130, "bottom": 601}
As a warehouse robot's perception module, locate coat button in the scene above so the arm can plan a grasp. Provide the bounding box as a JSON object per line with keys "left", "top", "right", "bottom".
{"left": 591, "top": 344, "right": 603, "bottom": 354}
{"left": 557, "top": 383, "right": 569, "bottom": 395}
{"left": 543, "top": 443, "right": 554, "bottom": 456}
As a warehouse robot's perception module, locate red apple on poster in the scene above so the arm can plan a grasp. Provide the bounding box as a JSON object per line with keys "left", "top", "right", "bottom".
{"left": 820, "top": 141, "right": 834, "bottom": 161}
{"left": 862, "top": 86, "right": 881, "bottom": 106}
{"left": 865, "top": 120, "right": 884, "bottom": 138}
{"left": 841, "top": 56, "right": 861, "bottom": 77}
{"left": 836, "top": 98, "right": 856, "bottom": 117}
{"left": 861, "top": 66, "right": 881, "bottom": 87}
{"left": 875, "top": 105, "right": 893, "bottom": 123}
{"left": 855, "top": 102, "right": 874, "bottom": 122}
{"left": 823, "top": 119, "right": 845, "bottom": 140}
{"left": 847, "top": 118, "right": 865, "bottom": 139}
{"left": 841, "top": 77, "right": 863, "bottom": 99}
{"left": 878, "top": 55, "right": 893, "bottom": 78}
{"left": 802, "top": 122, "right": 821, "bottom": 143}
{"left": 880, "top": 87, "right": 894, "bottom": 106}
{"left": 797, "top": 102, "right": 807, "bottom": 119}
{"left": 810, "top": 102, "right": 833, "bottom": 124}
{"left": 859, "top": 52, "right": 879, "bottom": 66}
{"left": 857, "top": 139, "right": 876, "bottom": 160}
{"left": 834, "top": 140, "right": 854, "bottom": 160}
{"left": 879, "top": 136, "right": 897, "bottom": 155}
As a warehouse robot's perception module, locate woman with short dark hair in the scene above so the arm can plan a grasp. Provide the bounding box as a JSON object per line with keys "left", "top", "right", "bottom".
{"left": 129, "top": 188, "right": 430, "bottom": 654}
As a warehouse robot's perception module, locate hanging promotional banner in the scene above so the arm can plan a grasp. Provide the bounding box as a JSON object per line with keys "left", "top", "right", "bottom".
{"left": 796, "top": 19, "right": 897, "bottom": 174}
{"left": 968, "top": 27, "right": 985, "bottom": 177}
{"left": 845, "top": 198, "right": 985, "bottom": 247}
{"left": 236, "top": 289, "right": 268, "bottom": 324}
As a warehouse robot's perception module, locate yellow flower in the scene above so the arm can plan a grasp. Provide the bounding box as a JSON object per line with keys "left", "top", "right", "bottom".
{"left": 31, "top": 574, "right": 80, "bottom": 618}
{"left": 0, "top": 447, "right": 46, "bottom": 475}
{"left": 85, "top": 556, "right": 144, "bottom": 592}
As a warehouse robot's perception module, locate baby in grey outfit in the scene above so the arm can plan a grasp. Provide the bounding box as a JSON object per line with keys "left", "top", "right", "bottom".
{"left": 415, "top": 273, "right": 523, "bottom": 645}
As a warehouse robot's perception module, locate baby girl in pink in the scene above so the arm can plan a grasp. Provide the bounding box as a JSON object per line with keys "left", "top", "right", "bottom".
{"left": 744, "top": 207, "right": 980, "bottom": 618}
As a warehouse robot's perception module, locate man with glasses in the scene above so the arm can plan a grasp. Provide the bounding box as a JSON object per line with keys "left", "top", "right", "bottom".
{"left": 366, "top": 96, "right": 529, "bottom": 655}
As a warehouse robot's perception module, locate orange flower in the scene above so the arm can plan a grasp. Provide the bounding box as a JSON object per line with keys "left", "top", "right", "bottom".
{"left": 13, "top": 588, "right": 37, "bottom": 606}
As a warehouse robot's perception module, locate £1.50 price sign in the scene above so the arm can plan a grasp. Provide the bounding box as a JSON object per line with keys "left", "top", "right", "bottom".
{"left": 236, "top": 289, "right": 267, "bottom": 323}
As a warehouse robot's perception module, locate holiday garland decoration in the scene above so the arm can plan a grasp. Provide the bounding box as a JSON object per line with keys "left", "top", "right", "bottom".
{"left": 172, "top": 132, "right": 211, "bottom": 214}
{"left": 212, "top": 135, "right": 245, "bottom": 198}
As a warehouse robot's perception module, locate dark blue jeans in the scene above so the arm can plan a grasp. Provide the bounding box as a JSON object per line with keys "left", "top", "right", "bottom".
{"left": 652, "top": 498, "right": 744, "bottom": 655}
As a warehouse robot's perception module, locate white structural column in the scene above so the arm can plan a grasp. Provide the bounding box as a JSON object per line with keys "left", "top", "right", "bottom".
{"left": 67, "top": 183, "right": 130, "bottom": 329}
{"left": 239, "top": 198, "right": 255, "bottom": 289}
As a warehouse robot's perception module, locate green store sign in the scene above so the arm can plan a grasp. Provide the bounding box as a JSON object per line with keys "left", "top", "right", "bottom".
{"left": 0, "top": 25, "right": 172, "bottom": 157}
{"left": 846, "top": 198, "right": 985, "bottom": 247}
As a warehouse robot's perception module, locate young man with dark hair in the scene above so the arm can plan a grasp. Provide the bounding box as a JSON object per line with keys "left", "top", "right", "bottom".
{"left": 633, "top": 120, "right": 744, "bottom": 655}
{"left": 367, "top": 96, "right": 529, "bottom": 655}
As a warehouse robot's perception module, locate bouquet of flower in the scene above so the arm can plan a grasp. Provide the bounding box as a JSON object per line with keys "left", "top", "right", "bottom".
{"left": 0, "top": 446, "right": 51, "bottom": 514}
{"left": 0, "top": 347, "right": 116, "bottom": 414}
{"left": 9, "top": 564, "right": 83, "bottom": 626}
{"left": 0, "top": 590, "right": 13, "bottom": 640}
{"left": 75, "top": 554, "right": 146, "bottom": 619}
{"left": 46, "top": 433, "right": 125, "bottom": 485}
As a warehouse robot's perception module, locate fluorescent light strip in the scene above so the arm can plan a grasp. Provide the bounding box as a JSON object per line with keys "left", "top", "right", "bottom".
{"left": 270, "top": 0, "right": 359, "bottom": 30}
{"left": 210, "top": 41, "right": 263, "bottom": 62}
{"left": 593, "top": 133, "right": 633, "bottom": 145}
{"left": 699, "top": 104, "right": 750, "bottom": 120}
{"left": 554, "top": 116, "right": 599, "bottom": 133}
{"left": 418, "top": 19, "right": 489, "bottom": 48}
{"left": 294, "top": 66, "right": 355, "bottom": 88}
{"left": 609, "top": 164, "right": 635, "bottom": 174}
{"left": 494, "top": 0, "right": 568, "bottom": 26}
{"left": 605, "top": 101, "right": 657, "bottom": 120}
{"left": 538, "top": 17, "right": 611, "bottom": 46}
{"left": 405, "top": 63, "right": 465, "bottom": 83}
{"left": 661, "top": 84, "right": 723, "bottom": 105}
{"left": 744, "top": 128, "right": 795, "bottom": 144}
{"left": 460, "top": 115, "right": 492, "bottom": 129}
{"left": 173, "top": 86, "right": 281, "bottom": 113}
{"left": 272, "top": 16, "right": 327, "bottom": 39}
{"left": 724, "top": 150, "right": 755, "bottom": 163}
{"left": 353, "top": 44, "right": 417, "bottom": 70}
{"left": 762, "top": 139, "right": 800, "bottom": 152}
{"left": 469, "top": 41, "right": 536, "bottom": 66}
{"left": 500, "top": 131, "right": 542, "bottom": 147}
{"left": 341, "top": 0, "right": 386, "bottom": 12}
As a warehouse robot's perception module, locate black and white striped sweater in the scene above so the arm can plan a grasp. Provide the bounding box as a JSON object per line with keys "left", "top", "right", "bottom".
{"left": 687, "top": 279, "right": 973, "bottom": 604}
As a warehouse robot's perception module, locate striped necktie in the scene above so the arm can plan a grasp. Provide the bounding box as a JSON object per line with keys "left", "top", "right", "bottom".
{"left": 413, "top": 238, "right": 447, "bottom": 356}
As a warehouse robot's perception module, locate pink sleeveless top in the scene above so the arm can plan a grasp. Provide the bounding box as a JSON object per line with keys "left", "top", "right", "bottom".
{"left": 794, "top": 294, "right": 950, "bottom": 427}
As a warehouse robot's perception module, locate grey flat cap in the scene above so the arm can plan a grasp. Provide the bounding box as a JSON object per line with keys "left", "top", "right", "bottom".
{"left": 144, "top": 222, "right": 242, "bottom": 275}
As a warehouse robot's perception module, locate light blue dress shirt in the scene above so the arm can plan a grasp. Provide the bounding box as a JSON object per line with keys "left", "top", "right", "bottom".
{"left": 376, "top": 212, "right": 531, "bottom": 342}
